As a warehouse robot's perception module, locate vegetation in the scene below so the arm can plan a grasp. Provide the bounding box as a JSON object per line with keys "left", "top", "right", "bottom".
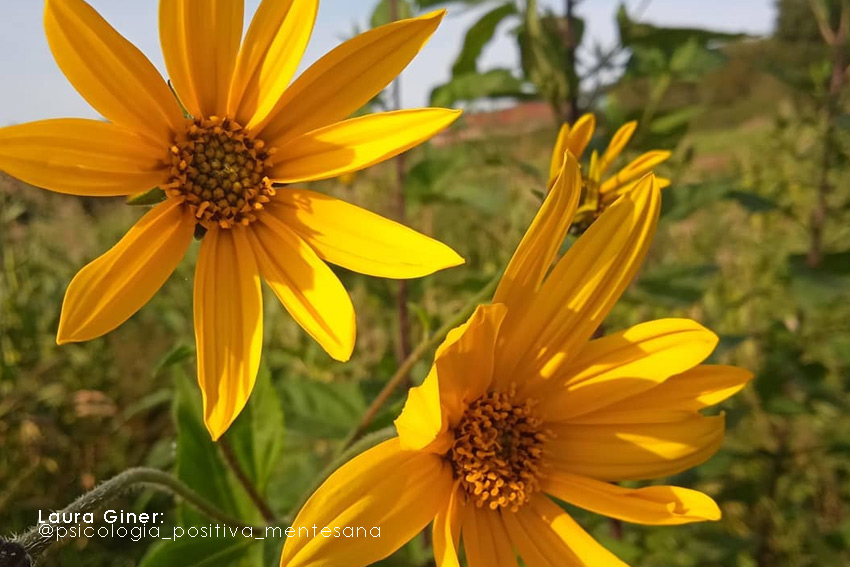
{"left": 1, "top": 1, "right": 849, "bottom": 566}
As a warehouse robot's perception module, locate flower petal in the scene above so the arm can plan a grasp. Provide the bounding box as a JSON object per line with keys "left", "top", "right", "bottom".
{"left": 492, "top": 152, "right": 581, "bottom": 354}
{"left": 547, "top": 123, "right": 570, "bottom": 187}
{"left": 601, "top": 175, "right": 671, "bottom": 206}
{"left": 44, "top": 0, "right": 184, "bottom": 142}
{"left": 502, "top": 494, "right": 628, "bottom": 567}
{"left": 565, "top": 113, "right": 595, "bottom": 160}
{"left": 434, "top": 303, "right": 507, "bottom": 418}
{"left": 462, "top": 506, "right": 518, "bottom": 567}
{"left": 495, "top": 174, "right": 661, "bottom": 387}
{"left": 267, "top": 188, "right": 463, "bottom": 278}
{"left": 433, "top": 484, "right": 463, "bottom": 567}
{"left": 228, "top": 0, "right": 318, "bottom": 126}
{"left": 280, "top": 438, "right": 453, "bottom": 567}
{"left": 255, "top": 11, "right": 445, "bottom": 142}
{"left": 598, "top": 121, "right": 637, "bottom": 176}
{"left": 600, "top": 150, "right": 671, "bottom": 195}
{"left": 57, "top": 199, "right": 194, "bottom": 343}
{"left": 194, "top": 227, "right": 263, "bottom": 441}
{"left": 395, "top": 304, "right": 507, "bottom": 452}
{"left": 0, "top": 119, "right": 168, "bottom": 196}
{"left": 542, "top": 471, "right": 721, "bottom": 525}
{"left": 546, "top": 414, "right": 725, "bottom": 481}
{"left": 249, "top": 211, "right": 355, "bottom": 362}
{"left": 160, "top": 0, "right": 244, "bottom": 118}
{"left": 578, "top": 365, "right": 753, "bottom": 424}
{"left": 531, "top": 319, "right": 718, "bottom": 422}
{"left": 269, "top": 109, "right": 461, "bottom": 184}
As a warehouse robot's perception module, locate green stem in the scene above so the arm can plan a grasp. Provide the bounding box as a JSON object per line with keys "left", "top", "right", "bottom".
{"left": 218, "top": 437, "right": 278, "bottom": 523}
{"left": 341, "top": 272, "right": 501, "bottom": 451}
{"left": 12, "top": 467, "right": 265, "bottom": 562}
{"left": 288, "top": 427, "right": 397, "bottom": 519}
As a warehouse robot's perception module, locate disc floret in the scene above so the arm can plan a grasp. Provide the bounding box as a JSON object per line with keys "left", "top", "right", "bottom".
{"left": 166, "top": 117, "right": 276, "bottom": 229}
{"left": 449, "top": 390, "right": 549, "bottom": 512}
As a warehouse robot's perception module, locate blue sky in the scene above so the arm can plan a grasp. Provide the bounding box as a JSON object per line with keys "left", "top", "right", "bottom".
{"left": 0, "top": 0, "right": 774, "bottom": 126}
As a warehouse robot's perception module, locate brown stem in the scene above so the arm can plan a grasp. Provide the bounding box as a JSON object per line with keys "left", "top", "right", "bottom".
{"left": 389, "top": 0, "right": 412, "bottom": 364}
{"left": 218, "top": 437, "right": 277, "bottom": 523}
{"left": 564, "top": 0, "right": 581, "bottom": 122}
{"left": 807, "top": 1, "right": 848, "bottom": 268}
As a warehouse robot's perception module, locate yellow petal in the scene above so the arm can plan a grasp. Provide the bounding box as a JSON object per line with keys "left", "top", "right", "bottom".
{"left": 566, "top": 113, "right": 595, "bottom": 160}
{"left": 160, "top": 0, "right": 243, "bottom": 118}
{"left": 462, "top": 506, "right": 518, "bottom": 567}
{"left": 395, "top": 304, "right": 507, "bottom": 452}
{"left": 532, "top": 319, "right": 718, "bottom": 422}
{"left": 546, "top": 414, "right": 725, "bottom": 481}
{"left": 433, "top": 484, "right": 463, "bottom": 567}
{"left": 270, "top": 109, "right": 461, "bottom": 184}
{"left": 280, "top": 438, "right": 453, "bottom": 567}
{"left": 255, "top": 11, "right": 445, "bottom": 142}
{"left": 395, "top": 366, "right": 450, "bottom": 453}
{"left": 194, "top": 227, "right": 263, "bottom": 441}
{"left": 502, "top": 494, "right": 628, "bottom": 567}
{"left": 44, "top": 0, "right": 184, "bottom": 142}
{"left": 434, "top": 304, "right": 507, "bottom": 418}
{"left": 0, "top": 119, "right": 168, "bottom": 196}
{"left": 57, "top": 199, "right": 194, "bottom": 343}
{"left": 494, "top": 174, "right": 661, "bottom": 387}
{"left": 492, "top": 153, "right": 581, "bottom": 378}
{"left": 547, "top": 123, "right": 570, "bottom": 187}
{"left": 578, "top": 364, "right": 753, "bottom": 424}
{"left": 494, "top": 152, "right": 581, "bottom": 308}
{"left": 600, "top": 150, "right": 671, "bottom": 195}
{"left": 267, "top": 188, "right": 463, "bottom": 278}
{"left": 542, "top": 471, "right": 721, "bottom": 525}
{"left": 228, "top": 0, "right": 318, "bottom": 125}
{"left": 601, "top": 174, "right": 672, "bottom": 206}
{"left": 249, "top": 211, "right": 355, "bottom": 362}
{"left": 598, "top": 121, "right": 637, "bottom": 176}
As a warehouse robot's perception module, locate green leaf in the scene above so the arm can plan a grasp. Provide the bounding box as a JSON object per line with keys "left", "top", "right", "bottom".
{"left": 429, "top": 69, "right": 529, "bottom": 106}
{"left": 140, "top": 536, "right": 261, "bottom": 567}
{"left": 725, "top": 190, "right": 778, "bottom": 212}
{"left": 224, "top": 365, "right": 285, "bottom": 494}
{"left": 171, "top": 370, "right": 257, "bottom": 525}
{"left": 370, "top": 0, "right": 413, "bottom": 28}
{"left": 649, "top": 106, "right": 702, "bottom": 134}
{"left": 632, "top": 263, "right": 719, "bottom": 306}
{"left": 280, "top": 376, "right": 366, "bottom": 439}
{"left": 127, "top": 188, "right": 166, "bottom": 206}
{"left": 451, "top": 2, "right": 517, "bottom": 75}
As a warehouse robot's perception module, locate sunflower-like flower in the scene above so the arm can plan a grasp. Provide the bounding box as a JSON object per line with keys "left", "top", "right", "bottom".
{"left": 550, "top": 113, "right": 672, "bottom": 230}
{"left": 279, "top": 154, "right": 751, "bottom": 567}
{"left": 0, "top": 0, "right": 465, "bottom": 439}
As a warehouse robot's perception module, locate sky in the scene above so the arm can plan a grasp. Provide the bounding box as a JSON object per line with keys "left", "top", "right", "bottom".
{"left": 0, "top": 0, "right": 775, "bottom": 126}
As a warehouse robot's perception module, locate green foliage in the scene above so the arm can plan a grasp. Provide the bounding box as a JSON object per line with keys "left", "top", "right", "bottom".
{"left": 451, "top": 2, "right": 517, "bottom": 75}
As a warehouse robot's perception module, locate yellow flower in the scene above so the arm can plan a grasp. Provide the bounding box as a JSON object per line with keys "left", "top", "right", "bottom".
{"left": 0, "top": 0, "right": 464, "bottom": 440}
{"left": 550, "top": 113, "right": 672, "bottom": 230}
{"left": 279, "top": 155, "right": 752, "bottom": 567}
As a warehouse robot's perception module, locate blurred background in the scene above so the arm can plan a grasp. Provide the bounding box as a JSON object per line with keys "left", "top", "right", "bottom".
{"left": 2, "top": 0, "right": 849, "bottom": 566}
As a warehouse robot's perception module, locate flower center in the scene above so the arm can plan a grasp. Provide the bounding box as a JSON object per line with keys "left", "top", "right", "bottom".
{"left": 449, "top": 390, "right": 548, "bottom": 512}
{"left": 166, "top": 117, "right": 276, "bottom": 229}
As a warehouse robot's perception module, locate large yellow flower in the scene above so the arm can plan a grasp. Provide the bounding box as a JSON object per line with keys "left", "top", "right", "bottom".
{"left": 550, "top": 113, "right": 672, "bottom": 229}
{"left": 279, "top": 155, "right": 751, "bottom": 567}
{"left": 0, "top": 0, "right": 464, "bottom": 439}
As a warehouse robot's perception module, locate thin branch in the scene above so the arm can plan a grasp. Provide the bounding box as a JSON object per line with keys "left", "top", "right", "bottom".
{"left": 218, "top": 437, "right": 277, "bottom": 524}
{"left": 10, "top": 467, "right": 265, "bottom": 563}
{"left": 341, "top": 272, "right": 502, "bottom": 450}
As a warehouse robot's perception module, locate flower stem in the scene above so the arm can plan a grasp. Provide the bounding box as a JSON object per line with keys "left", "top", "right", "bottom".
{"left": 341, "top": 272, "right": 501, "bottom": 451}
{"left": 218, "top": 437, "right": 278, "bottom": 523}
{"left": 11, "top": 467, "right": 265, "bottom": 562}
